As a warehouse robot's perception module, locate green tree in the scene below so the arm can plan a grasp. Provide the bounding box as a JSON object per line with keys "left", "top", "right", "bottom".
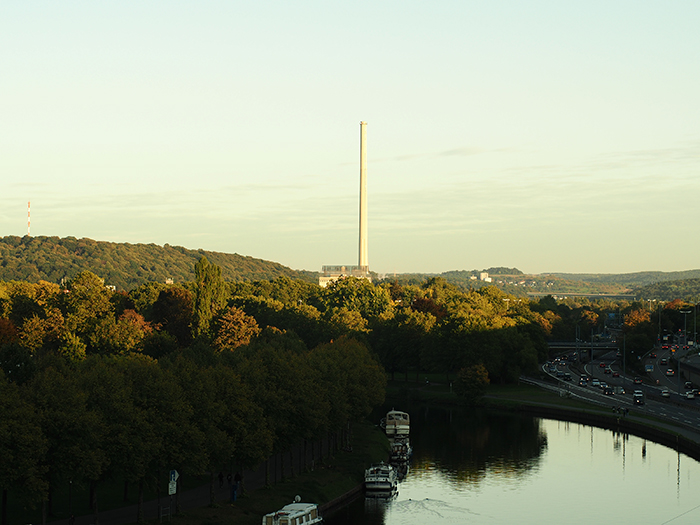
{"left": 192, "top": 257, "right": 227, "bottom": 338}
{"left": 0, "top": 372, "right": 47, "bottom": 524}
{"left": 321, "top": 277, "right": 393, "bottom": 323}
{"left": 61, "top": 271, "right": 114, "bottom": 343}
{"left": 454, "top": 363, "right": 490, "bottom": 403}
{"left": 28, "top": 367, "right": 107, "bottom": 519}
{"left": 152, "top": 287, "right": 194, "bottom": 347}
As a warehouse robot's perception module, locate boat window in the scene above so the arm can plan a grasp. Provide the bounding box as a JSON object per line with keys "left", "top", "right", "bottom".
{"left": 265, "top": 517, "right": 273, "bottom": 525}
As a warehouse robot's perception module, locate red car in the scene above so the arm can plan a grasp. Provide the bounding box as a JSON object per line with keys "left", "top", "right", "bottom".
{"left": 633, "top": 377, "right": 643, "bottom": 384}
{"left": 612, "top": 371, "right": 620, "bottom": 378}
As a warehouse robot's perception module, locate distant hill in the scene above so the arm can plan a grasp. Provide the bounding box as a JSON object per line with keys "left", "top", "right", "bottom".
{"left": 631, "top": 278, "right": 700, "bottom": 302}
{"left": 381, "top": 268, "right": 700, "bottom": 300}
{"left": 547, "top": 270, "right": 700, "bottom": 287}
{"left": 0, "top": 235, "right": 318, "bottom": 291}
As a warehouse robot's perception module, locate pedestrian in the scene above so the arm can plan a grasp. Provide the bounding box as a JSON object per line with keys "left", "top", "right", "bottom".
{"left": 234, "top": 471, "right": 242, "bottom": 500}
{"left": 68, "top": 515, "right": 75, "bottom": 525}
{"left": 227, "top": 472, "right": 232, "bottom": 487}
{"left": 218, "top": 471, "right": 224, "bottom": 489}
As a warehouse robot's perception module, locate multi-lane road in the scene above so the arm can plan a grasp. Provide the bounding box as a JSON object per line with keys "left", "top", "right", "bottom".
{"left": 543, "top": 348, "right": 700, "bottom": 432}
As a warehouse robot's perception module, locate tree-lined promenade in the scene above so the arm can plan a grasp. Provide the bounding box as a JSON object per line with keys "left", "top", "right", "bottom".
{"left": 1, "top": 257, "right": 560, "bottom": 523}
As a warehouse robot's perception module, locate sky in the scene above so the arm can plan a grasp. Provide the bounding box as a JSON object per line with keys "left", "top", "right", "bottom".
{"left": 1, "top": 1, "right": 699, "bottom": 276}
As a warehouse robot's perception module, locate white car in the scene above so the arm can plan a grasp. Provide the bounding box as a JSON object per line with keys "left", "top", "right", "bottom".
{"left": 661, "top": 388, "right": 671, "bottom": 398}
{"left": 685, "top": 391, "right": 695, "bottom": 400}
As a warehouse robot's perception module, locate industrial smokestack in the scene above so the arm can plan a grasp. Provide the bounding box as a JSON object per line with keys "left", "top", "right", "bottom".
{"left": 358, "top": 121, "right": 368, "bottom": 270}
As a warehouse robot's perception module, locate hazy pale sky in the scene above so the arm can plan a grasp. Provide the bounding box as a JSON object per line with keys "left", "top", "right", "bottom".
{"left": 2, "top": 1, "right": 699, "bottom": 275}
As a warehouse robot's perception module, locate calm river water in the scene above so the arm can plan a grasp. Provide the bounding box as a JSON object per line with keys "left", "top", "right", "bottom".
{"left": 327, "top": 405, "right": 700, "bottom": 525}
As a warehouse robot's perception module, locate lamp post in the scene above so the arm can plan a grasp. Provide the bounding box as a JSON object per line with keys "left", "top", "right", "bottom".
{"left": 679, "top": 309, "right": 691, "bottom": 393}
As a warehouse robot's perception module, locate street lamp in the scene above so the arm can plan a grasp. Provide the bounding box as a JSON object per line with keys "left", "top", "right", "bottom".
{"left": 679, "top": 309, "right": 691, "bottom": 393}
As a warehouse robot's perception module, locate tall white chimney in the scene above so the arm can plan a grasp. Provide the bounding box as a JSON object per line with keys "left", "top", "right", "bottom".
{"left": 359, "top": 121, "right": 368, "bottom": 271}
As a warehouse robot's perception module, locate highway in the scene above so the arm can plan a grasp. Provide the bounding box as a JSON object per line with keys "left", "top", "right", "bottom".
{"left": 543, "top": 348, "right": 700, "bottom": 433}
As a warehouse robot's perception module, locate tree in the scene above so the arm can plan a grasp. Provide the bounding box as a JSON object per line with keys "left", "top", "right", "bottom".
{"left": 90, "top": 310, "right": 152, "bottom": 355}
{"left": 28, "top": 367, "right": 107, "bottom": 519}
{"left": 0, "top": 372, "right": 47, "bottom": 525}
{"left": 213, "top": 307, "right": 261, "bottom": 352}
{"left": 152, "top": 287, "right": 194, "bottom": 347}
{"left": 321, "top": 277, "right": 393, "bottom": 323}
{"left": 455, "top": 363, "right": 490, "bottom": 403}
{"left": 192, "top": 257, "right": 227, "bottom": 338}
{"left": 61, "top": 271, "right": 114, "bottom": 342}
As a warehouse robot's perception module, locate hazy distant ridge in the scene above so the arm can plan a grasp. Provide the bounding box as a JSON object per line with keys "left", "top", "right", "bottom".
{"left": 547, "top": 271, "right": 700, "bottom": 287}
{"left": 0, "top": 235, "right": 317, "bottom": 290}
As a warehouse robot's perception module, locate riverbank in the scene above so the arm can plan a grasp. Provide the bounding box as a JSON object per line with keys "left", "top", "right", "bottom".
{"left": 386, "top": 377, "right": 700, "bottom": 461}
{"left": 135, "top": 421, "right": 386, "bottom": 525}
{"left": 54, "top": 377, "right": 700, "bottom": 525}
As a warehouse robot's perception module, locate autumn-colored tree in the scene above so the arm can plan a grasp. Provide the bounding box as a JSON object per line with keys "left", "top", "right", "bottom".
{"left": 623, "top": 308, "right": 651, "bottom": 329}
{"left": 213, "top": 306, "right": 261, "bottom": 352}
{"left": 0, "top": 318, "right": 18, "bottom": 346}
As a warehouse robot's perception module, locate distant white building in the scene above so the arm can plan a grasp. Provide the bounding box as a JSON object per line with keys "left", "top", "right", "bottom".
{"left": 479, "top": 272, "right": 492, "bottom": 283}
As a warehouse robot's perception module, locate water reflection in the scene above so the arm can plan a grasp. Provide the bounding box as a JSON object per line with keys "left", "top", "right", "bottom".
{"left": 327, "top": 403, "right": 700, "bottom": 525}
{"left": 413, "top": 406, "right": 547, "bottom": 486}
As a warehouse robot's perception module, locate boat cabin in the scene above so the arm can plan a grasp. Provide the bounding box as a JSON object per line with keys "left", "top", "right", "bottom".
{"left": 262, "top": 499, "right": 322, "bottom": 525}
{"left": 384, "top": 409, "right": 410, "bottom": 436}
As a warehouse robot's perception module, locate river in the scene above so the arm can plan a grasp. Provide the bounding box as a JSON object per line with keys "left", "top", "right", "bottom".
{"left": 326, "top": 405, "right": 700, "bottom": 525}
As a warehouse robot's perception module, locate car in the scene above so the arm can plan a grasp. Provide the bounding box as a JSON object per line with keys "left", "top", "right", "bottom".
{"left": 685, "top": 382, "right": 693, "bottom": 390}
{"left": 599, "top": 362, "right": 607, "bottom": 368}
{"left": 604, "top": 367, "right": 612, "bottom": 374}
{"left": 666, "top": 369, "right": 675, "bottom": 376}
{"left": 563, "top": 372, "right": 572, "bottom": 381}
{"left": 599, "top": 381, "right": 608, "bottom": 390}
{"left": 650, "top": 352, "right": 657, "bottom": 358}
{"left": 633, "top": 377, "right": 643, "bottom": 384}
{"left": 612, "top": 371, "right": 620, "bottom": 378}
{"left": 661, "top": 388, "right": 671, "bottom": 398}
{"left": 591, "top": 378, "right": 601, "bottom": 388}
{"left": 579, "top": 379, "right": 588, "bottom": 387}
{"left": 685, "top": 391, "right": 695, "bottom": 400}
{"left": 633, "top": 393, "right": 645, "bottom": 405}
{"left": 604, "top": 386, "right": 614, "bottom": 395}
{"left": 660, "top": 358, "right": 668, "bottom": 365}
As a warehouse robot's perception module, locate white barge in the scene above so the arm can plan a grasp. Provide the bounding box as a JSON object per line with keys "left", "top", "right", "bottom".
{"left": 262, "top": 497, "right": 322, "bottom": 525}
{"left": 382, "top": 409, "right": 410, "bottom": 437}
{"left": 364, "top": 462, "right": 398, "bottom": 493}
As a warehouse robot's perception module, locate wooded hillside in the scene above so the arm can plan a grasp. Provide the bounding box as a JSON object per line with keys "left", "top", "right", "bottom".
{"left": 0, "top": 235, "right": 317, "bottom": 290}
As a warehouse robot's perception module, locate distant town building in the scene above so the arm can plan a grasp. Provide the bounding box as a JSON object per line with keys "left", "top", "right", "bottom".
{"left": 479, "top": 272, "right": 492, "bottom": 283}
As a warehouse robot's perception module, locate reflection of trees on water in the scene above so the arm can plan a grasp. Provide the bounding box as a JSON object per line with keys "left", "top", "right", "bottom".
{"left": 410, "top": 405, "right": 547, "bottom": 486}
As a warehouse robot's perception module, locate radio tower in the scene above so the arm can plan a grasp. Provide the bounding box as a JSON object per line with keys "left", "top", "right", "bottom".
{"left": 27, "top": 201, "right": 31, "bottom": 236}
